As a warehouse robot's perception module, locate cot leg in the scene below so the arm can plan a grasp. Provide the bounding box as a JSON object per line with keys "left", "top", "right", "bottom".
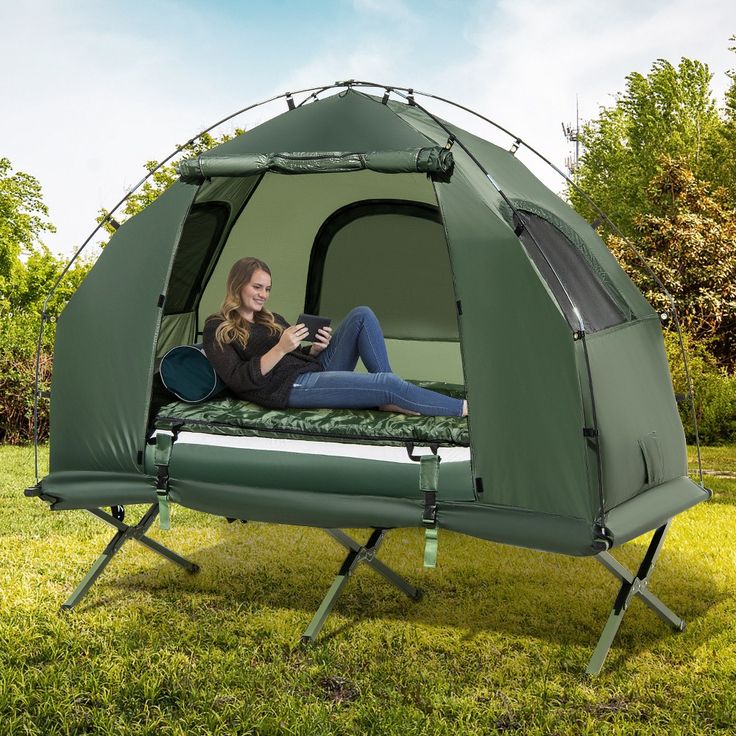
{"left": 586, "top": 521, "right": 684, "bottom": 676}
{"left": 326, "top": 529, "right": 423, "bottom": 600}
{"left": 62, "top": 526, "right": 130, "bottom": 610}
{"left": 61, "top": 504, "right": 199, "bottom": 611}
{"left": 301, "top": 529, "right": 422, "bottom": 644}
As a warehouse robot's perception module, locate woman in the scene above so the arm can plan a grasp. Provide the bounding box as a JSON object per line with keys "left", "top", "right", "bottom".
{"left": 203, "top": 257, "right": 468, "bottom": 417}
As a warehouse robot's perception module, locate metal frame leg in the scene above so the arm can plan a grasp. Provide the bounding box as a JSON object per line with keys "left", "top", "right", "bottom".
{"left": 301, "top": 529, "right": 423, "bottom": 644}
{"left": 586, "top": 521, "right": 684, "bottom": 675}
{"left": 61, "top": 504, "right": 199, "bottom": 611}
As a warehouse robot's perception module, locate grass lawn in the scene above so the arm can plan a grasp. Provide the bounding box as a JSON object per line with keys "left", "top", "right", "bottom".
{"left": 1, "top": 444, "right": 735, "bottom": 735}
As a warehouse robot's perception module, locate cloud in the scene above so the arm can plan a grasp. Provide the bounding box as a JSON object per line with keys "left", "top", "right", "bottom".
{"left": 419, "top": 0, "right": 736, "bottom": 190}
{"left": 0, "top": 1, "right": 289, "bottom": 257}
{"left": 278, "top": 45, "right": 411, "bottom": 93}
{"left": 2, "top": 0, "right": 733, "bottom": 257}
{"left": 1, "top": 3, "right": 205, "bottom": 256}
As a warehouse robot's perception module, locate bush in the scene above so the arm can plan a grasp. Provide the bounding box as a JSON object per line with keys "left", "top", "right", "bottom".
{"left": 0, "top": 158, "right": 78, "bottom": 445}
{"left": 608, "top": 159, "right": 736, "bottom": 371}
{"left": 664, "top": 329, "right": 736, "bottom": 444}
{"left": 0, "top": 245, "right": 89, "bottom": 445}
{"left": 0, "top": 312, "right": 52, "bottom": 443}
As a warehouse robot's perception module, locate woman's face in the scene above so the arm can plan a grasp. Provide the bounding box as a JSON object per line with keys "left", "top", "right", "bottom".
{"left": 239, "top": 268, "right": 272, "bottom": 315}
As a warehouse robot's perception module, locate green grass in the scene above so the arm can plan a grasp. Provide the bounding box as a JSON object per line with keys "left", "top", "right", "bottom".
{"left": 1, "top": 445, "right": 735, "bottom": 735}
{"left": 688, "top": 445, "right": 736, "bottom": 475}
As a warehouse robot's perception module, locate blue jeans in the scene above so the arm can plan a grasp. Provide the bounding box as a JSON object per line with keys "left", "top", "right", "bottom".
{"left": 287, "top": 307, "right": 464, "bottom": 417}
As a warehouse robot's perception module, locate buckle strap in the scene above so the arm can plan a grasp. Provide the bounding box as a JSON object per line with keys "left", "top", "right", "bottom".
{"left": 420, "top": 454, "right": 439, "bottom": 526}
{"left": 153, "top": 427, "right": 181, "bottom": 531}
{"left": 419, "top": 454, "right": 441, "bottom": 568}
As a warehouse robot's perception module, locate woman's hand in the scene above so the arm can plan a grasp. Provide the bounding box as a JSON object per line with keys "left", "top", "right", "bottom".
{"left": 261, "top": 324, "right": 308, "bottom": 376}
{"left": 309, "top": 326, "right": 332, "bottom": 356}
{"left": 277, "top": 324, "right": 310, "bottom": 354}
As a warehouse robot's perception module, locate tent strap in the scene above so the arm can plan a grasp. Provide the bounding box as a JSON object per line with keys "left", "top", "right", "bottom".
{"left": 420, "top": 453, "right": 441, "bottom": 568}
{"left": 153, "top": 421, "right": 184, "bottom": 530}
{"left": 60, "top": 504, "right": 199, "bottom": 611}
{"left": 300, "top": 528, "right": 423, "bottom": 644}
{"left": 587, "top": 520, "right": 684, "bottom": 675}
{"left": 177, "top": 147, "right": 454, "bottom": 184}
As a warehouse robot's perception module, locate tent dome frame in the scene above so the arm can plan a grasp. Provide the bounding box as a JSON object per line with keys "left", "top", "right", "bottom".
{"left": 30, "top": 80, "right": 703, "bottom": 486}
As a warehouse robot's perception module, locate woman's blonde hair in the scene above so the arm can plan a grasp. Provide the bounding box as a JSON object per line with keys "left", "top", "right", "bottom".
{"left": 213, "top": 257, "right": 283, "bottom": 349}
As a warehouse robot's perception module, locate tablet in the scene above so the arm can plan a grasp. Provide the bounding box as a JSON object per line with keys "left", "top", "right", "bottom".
{"left": 296, "top": 313, "right": 332, "bottom": 342}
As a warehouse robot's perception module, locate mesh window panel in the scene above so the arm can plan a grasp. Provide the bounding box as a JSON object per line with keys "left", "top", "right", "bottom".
{"left": 517, "top": 211, "right": 626, "bottom": 332}
{"left": 164, "top": 202, "right": 229, "bottom": 315}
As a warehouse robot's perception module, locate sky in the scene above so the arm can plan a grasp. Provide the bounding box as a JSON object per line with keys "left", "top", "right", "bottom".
{"left": 1, "top": 0, "right": 735, "bottom": 259}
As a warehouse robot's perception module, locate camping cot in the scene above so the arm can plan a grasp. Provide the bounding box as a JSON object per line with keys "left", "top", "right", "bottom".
{"left": 25, "top": 81, "right": 710, "bottom": 674}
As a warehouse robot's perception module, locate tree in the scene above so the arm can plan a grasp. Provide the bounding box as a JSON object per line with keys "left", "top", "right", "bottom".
{"left": 567, "top": 47, "right": 736, "bottom": 378}
{"left": 709, "top": 36, "right": 736, "bottom": 195}
{"left": 609, "top": 157, "right": 736, "bottom": 369}
{"left": 1, "top": 128, "right": 244, "bottom": 443}
{"left": 569, "top": 58, "right": 724, "bottom": 236}
{"left": 0, "top": 157, "right": 55, "bottom": 301}
{"left": 0, "top": 159, "right": 90, "bottom": 443}
{"left": 98, "top": 130, "right": 244, "bottom": 232}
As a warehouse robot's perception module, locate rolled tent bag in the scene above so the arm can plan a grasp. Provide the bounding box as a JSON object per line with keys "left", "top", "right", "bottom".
{"left": 160, "top": 344, "right": 225, "bottom": 403}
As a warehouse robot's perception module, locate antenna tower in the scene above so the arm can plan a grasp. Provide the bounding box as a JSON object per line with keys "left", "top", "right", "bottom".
{"left": 562, "top": 96, "right": 580, "bottom": 177}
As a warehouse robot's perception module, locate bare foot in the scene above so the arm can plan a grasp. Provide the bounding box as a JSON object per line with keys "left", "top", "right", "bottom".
{"left": 378, "top": 403, "right": 421, "bottom": 416}
{"left": 462, "top": 400, "right": 468, "bottom": 417}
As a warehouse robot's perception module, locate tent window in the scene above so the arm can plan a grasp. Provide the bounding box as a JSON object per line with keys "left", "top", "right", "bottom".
{"left": 164, "top": 202, "right": 230, "bottom": 315}
{"left": 517, "top": 210, "right": 626, "bottom": 332}
{"left": 305, "top": 200, "right": 458, "bottom": 341}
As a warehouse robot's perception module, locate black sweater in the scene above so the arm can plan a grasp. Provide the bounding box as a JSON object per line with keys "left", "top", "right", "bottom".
{"left": 203, "top": 314, "right": 323, "bottom": 409}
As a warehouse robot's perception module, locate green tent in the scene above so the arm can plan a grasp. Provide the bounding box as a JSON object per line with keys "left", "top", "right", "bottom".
{"left": 28, "top": 84, "right": 710, "bottom": 674}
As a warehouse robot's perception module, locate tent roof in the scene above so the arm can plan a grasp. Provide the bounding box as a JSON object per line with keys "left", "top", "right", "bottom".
{"left": 205, "top": 90, "right": 433, "bottom": 156}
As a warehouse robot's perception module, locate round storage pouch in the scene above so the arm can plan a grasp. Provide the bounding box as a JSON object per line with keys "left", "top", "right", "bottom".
{"left": 160, "top": 344, "right": 225, "bottom": 403}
